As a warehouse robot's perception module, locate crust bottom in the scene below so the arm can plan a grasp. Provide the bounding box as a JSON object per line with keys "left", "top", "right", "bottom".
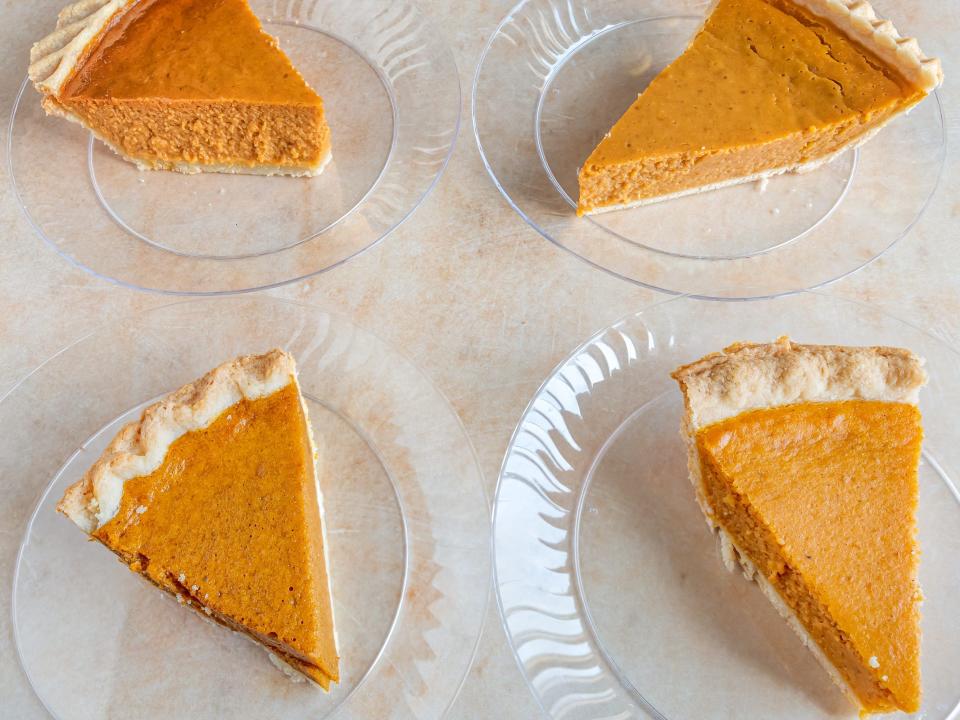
{"left": 136, "top": 148, "right": 333, "bottom": 178}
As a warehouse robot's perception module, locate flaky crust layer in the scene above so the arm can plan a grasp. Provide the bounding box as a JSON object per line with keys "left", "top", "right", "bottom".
{"left": 57, "top": 349, "right": 298, "bottom": 533}
{"left": 672, "top": 336, "right": 927, "bottom": 430}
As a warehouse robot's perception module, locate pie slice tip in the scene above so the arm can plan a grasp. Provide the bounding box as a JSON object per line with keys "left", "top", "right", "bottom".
{"left": 672, "top": 336, "right": 927, "bottom": 715}
{"left": 58, "top": 348, "right": 340, "bottom": 689}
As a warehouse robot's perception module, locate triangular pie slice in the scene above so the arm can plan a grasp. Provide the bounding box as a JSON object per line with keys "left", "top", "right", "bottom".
{"left": 58, "top": 350, "right": 339, "bottom": 688}
{"left": 30, "top": 0, "right": 331, "bottom": 176}
{"left": 577, "top": 0, "right": 942, "bottom": 214}
{"left": 672, "top": 338, "right": 926, "bottom": 715}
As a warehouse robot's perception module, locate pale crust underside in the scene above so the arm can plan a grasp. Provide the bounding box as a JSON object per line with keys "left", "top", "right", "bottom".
{"left": 29, "top": 0, "right": 331, "bottom": 178}
{"left": 672, "top": 337, "right": 926, "bottom": 713}
{"left": 579, "top": 0, "right": 943, "bottom": 213}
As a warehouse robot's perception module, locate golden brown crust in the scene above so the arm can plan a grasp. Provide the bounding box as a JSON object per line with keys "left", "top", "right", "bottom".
{"left": 790, "top": 0, "right": 943, "bottom": 91}
{"left": 672, "top": 336, "right": 927, "bottom": 430}
{"left": 57, "top": 349, "right": 298, "bottom": 533}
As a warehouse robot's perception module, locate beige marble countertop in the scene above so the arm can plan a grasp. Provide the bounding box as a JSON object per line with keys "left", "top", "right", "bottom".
{"left": 1, "top": 0, "right": 958, "bottom": 718}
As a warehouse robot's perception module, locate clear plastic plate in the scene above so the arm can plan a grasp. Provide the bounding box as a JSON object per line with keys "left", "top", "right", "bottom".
{"left": 1, "top": 296, "right": 489, "bottom": 719}
{"left": 8, "top": 0, "right": 460, "bottom": 294}
{"left": 472, "top": 0, "right": 946, "bottom": 299}
{"left": 494, "top": 291, "right": 960, "bottom": 719}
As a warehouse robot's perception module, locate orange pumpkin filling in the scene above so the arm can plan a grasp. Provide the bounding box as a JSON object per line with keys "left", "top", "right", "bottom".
{"left": 94, "top": 383, "right": 339, "bottom": 688}
{"left": 578, "top": 0, "right": 929, "bottom": 214}
{"left": 50, "top": 0, "right": 330, "bottom": 173}
{"left": 696, "top": 400, "right": 922, "bottom": 713}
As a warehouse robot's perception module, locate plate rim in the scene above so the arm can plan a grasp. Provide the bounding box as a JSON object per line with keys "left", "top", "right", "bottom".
{"left": 7, "top": 0, "right": 462, "bottom": 296}
{"left": 471, "top": 0, "right": 948, "bottom": 301}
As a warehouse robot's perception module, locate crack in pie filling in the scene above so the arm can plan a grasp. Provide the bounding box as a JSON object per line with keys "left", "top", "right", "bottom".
{"left": 58, "top": 350, "right": 340, "bottom": 689}
{"left": 578, "top": 0, "right": 943, "bottom": 215}
{"left": 672, "top": 337, "right": 925, "bottom": 715}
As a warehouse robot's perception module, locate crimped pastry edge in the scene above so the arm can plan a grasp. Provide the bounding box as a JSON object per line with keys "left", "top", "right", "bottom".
{"left": 671, "top": 336, "right": 927, "bottom": 430}
{"left": 57, "top": 349, "right": 298, "bottom": 533}
{"left": 791, "top": 0, "right": 942, "bottom": 92}
{"left": 29, "top": 0, "right": 132, "bottom": 96}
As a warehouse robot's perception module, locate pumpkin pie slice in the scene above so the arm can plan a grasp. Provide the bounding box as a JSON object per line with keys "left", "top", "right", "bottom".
{"left": 578, "top": 0, "right": 942, "bottom": 214}
{"left": 58, "top": 350, "right": 339, "bottom": 688}
{"left": 29, "top": 0, "right": 331, "bottom": 176}
{"left": 672, "top": 338, "right": 926, "bottom": 715}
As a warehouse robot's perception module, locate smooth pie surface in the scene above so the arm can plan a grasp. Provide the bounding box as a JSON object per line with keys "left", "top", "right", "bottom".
{"left": 577, "top": 0, "right": 925, "bottom": 214}
{"left": 94, "top": 383, "right": 339, "bottom": 688}
{"left": 54, "top": 0, "right": 330, "bottom": 173}
{"left": 62, "top": 0, "right": 321, "bottom": 103}
{"left": 697, "top": 400, "right": 922, "bottom": 713}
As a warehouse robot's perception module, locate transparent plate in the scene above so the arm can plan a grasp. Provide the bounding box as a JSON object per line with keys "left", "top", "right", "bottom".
{"left": 494, "top": 292, "right": 960, "bottom": 720}
{"left": 0, "top": 296, "right": 489, "bottom": 719}
{"left": 8, "top": 0, "right": 460, "bottom": 294}
{"left": 472, "top": 0, "right": 946, "bottom": 299}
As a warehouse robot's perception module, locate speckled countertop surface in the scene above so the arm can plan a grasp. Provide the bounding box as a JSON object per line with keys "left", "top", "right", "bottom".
{"left": 1, "top": 1, "right": 958, "bottom": 718}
